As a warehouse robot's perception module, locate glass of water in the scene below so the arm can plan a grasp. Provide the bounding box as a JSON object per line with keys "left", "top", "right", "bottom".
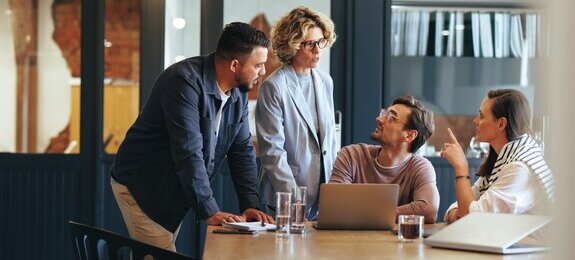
{"left": 275, "top": 192, "right": 291, "bottom": 239}
{"left": 291, "top": 186, "right": 307, "bottom": 234}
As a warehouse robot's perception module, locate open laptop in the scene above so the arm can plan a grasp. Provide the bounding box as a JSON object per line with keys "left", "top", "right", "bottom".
{"left": 424, "top": 212, "right": 552, "bottom": 254}
{"left": 314, "top": 183, "right": 399, "bottom": 230}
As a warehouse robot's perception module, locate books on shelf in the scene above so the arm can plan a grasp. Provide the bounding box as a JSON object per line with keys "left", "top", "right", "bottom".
{"left": 222, "top": 221, "right": 276, "bottom": 232}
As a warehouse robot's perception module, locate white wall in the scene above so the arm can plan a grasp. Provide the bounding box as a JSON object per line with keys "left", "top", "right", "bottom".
{"left": 36, "top": 0, "right": 71, "bottom": 152}
{"left": 0, "top": 0, "right": 16, "bottom": 152}
{"left": 223, "top": 0, "right": 332, "bottom": 73}
{"left": 550, "top": 0, "right": 575, "bottom": 258}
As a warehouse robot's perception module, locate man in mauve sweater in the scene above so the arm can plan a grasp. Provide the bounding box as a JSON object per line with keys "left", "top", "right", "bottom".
{"left": 329, "top": 96, "right": 439, "bottom": 223}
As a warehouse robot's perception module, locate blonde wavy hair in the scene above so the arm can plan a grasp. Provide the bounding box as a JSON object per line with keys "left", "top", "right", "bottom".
{"left": 271, "top": 6, "right": 336, "bottom": 64}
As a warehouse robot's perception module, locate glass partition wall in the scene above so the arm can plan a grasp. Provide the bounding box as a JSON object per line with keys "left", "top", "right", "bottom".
{"left": 0, "top": 0, "right": 200, "bottom": 155}
{"left": 0, "top": 0, "right": 81, "bottom": 153}
{"left": 388, "top": 1, "right": 549, "bottom": 157}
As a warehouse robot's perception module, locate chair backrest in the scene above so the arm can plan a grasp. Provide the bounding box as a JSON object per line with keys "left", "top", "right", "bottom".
{"left": 68, "top": 221, "right": 193, "bottom": 260}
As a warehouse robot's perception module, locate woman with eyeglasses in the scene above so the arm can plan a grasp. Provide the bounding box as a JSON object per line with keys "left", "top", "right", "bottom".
{"left": 441, "top": 89, "right": 554, "bottom": 226}
{"left": 256, "top": 6, "right": 337, "bottom": 220}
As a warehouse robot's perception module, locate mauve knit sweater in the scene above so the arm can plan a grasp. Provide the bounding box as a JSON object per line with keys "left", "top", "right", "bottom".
{"left": 329, "top": 143, "right": 440, "bottom": 223}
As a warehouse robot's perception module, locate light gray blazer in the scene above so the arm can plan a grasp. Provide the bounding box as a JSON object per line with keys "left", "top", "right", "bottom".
{"left": 256, "top": 65, "right": 338, "bottom": 210}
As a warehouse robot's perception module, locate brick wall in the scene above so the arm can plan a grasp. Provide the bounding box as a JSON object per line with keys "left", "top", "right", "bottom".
{"left": 52, "top": 0, "right": 140, "bottom": 81}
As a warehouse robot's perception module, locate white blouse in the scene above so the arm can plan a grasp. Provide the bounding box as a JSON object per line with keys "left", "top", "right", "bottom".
{"left": 445, "top": 161, "right": 551, "bottom": 219}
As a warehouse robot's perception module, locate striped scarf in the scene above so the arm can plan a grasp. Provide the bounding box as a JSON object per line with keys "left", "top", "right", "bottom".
{"left": 478, "top": 134, "right": 554, "bottom": 201}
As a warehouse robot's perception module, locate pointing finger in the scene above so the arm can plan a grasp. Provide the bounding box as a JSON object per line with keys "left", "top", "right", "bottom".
{"left": 447, "top": 128, "right": 459, "bottom": 144}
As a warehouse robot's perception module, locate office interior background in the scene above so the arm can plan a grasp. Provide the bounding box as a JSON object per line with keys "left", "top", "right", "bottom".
{"left": 0, "top": 0, "right": 573, "bottom": 259}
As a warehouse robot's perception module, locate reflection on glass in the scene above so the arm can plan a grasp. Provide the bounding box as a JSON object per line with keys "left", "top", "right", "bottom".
{"left": 0, "top": 0, "right": 80, "bottom": 153}
{"left": 101, "top": 0, "right": 141, "bottom": 154}
{"left": 468, "top": 137, "right": 489, "bottom": 158}
{"left": 164, "top": 0, "right": 200, "bottom": 68}
{"left": 388, "top": 4, "right": 547, "bottom": 156}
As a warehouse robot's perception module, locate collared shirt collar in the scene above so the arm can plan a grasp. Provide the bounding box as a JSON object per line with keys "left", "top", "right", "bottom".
{"left": 203, "top": 53, "right": 239, "bottom": 103}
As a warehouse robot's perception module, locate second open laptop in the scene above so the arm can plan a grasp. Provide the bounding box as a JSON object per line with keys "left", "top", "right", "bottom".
{"left": 314, "top": 183, "right": 399, "bottom": 230}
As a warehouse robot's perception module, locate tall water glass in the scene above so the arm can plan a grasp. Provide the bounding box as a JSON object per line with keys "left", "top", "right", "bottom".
{"left": 291, "top": 186, "right": 307, "bottom": 234}
{"left": 275, "top": 192, "right": 291, "bottom": 238}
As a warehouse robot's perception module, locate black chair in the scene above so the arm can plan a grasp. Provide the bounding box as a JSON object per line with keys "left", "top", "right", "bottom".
{"left": 68, "top": 221, "right": 194, "bottom": 260}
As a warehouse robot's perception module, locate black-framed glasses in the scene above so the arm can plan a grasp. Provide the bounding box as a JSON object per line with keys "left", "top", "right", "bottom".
{"left": 301, "top": 38, "right": 328, "bottom": 51}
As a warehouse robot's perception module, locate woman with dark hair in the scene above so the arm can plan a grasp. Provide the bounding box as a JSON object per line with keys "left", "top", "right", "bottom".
{"left": 440, "top": 89, "right": 554, "bottom": 223}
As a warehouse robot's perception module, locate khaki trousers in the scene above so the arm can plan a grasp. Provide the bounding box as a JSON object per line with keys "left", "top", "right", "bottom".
{"left": 110, "top": 178, "right": 180, "bottom": 252}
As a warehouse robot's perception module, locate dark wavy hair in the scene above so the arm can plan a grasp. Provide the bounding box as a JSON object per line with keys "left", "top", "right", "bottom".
{"left": 392, "top": 96, "right": 435, "bottom": 153}
{"left": 216, "top": 22, "right": 270, "bottom": 61}
{"left": 475, "top": 89, "right": 532, "bottom": 177}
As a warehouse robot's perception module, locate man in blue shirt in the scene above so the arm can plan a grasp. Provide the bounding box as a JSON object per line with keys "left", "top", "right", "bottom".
{"left": 110, "top": 22, "right": 273, "bottom": 251}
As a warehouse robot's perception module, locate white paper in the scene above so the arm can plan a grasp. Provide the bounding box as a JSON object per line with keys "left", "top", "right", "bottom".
{"left": 222, "top": 221, "right": 276, "bottom": 231}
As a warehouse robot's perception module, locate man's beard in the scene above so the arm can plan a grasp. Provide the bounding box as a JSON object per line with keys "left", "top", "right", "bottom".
{"left": 369, "top": 130, "right": 387, "bottom": 145}
{"left": 369, "top": 130, "right": 379, "bottom": 142}
{"left": 237, "top": 83, "right": 251, "bottom": 93}
{"left": 235, "top": 74, "right": 256, "bottom": 93}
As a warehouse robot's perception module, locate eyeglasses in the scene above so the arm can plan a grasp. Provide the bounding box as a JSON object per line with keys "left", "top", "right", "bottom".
{"left": 379, "top": 108, "right": 400, "bottom": 123}
{"left": 301, "top": 38, "right": 328, "bottom": 51}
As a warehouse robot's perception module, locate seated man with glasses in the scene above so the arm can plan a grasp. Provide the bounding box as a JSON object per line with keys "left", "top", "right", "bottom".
{"left": 329, "top": 96, "right": 439, "bottom": 223}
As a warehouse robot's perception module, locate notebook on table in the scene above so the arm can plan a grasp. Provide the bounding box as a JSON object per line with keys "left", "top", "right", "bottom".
{"left": 424, "top": 212, "right": 552, "bottom": 254}
{"left": 222, "top": 221, "right": 276, "bottom": 231}
{"left": 314, "top": 183, "right": 399, "bottom": 230}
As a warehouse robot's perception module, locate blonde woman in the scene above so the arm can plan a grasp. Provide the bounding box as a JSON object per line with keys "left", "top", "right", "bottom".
{"left": 256, "top": 7, "right": 337, "bottom": 219}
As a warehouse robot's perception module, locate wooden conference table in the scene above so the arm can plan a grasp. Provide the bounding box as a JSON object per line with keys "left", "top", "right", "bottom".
{"left": 203, "top": 223, "right": 547, "bottom": 259}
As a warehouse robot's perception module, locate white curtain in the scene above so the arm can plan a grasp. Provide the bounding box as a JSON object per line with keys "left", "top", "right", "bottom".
{"left": 494, "top": 13, "right": 504, "bottom": 57}
{"left": 390, "top": 9, "right": 544, "bottom": 58}
{"left": 502, "top": 13, "right": 510, "bottom": 57}
{"left": 471, "top": 13, "right": 480, "bottom": 57}
{"left": 494, "top": 13, "right": 511, "bottom": 58}
{"left": 446, "top": 12, "right": 455, "bottom": 57}
{"left": 391, "top": 10, "right": 406, "bottom": 56}
{"left": 510, "top": 14, "right": 524, "bottom": 57}
{"left": 391, "top": 10, "right": 398, "bottom": 55}
{"left": 479, "top": 13, "right": 493, "bottom": 57}
{"left": 391, "top": 9, "right": 429, "bottom": 57}
{"left": 455, "top": 12, "right": 464, "bottom": 57}
{"left": 435, "top": 11, "right": 444, "bottom": 57}
{"left": 405, "top": 11, "right": 421, "bottom": 56}
{"left": 418, "top": 11, "right": 430, "bottom": 56}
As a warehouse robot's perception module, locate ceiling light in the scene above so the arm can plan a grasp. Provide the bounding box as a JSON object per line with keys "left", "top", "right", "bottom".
{"left": 172, "top": 17, "right": 186, "bottom": 30}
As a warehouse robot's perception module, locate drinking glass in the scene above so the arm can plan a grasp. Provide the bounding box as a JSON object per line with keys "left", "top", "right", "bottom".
{"left": 291, "top": 186, "right": 307, "bottom": 234}
{"left": 275, "top": 192, "right": 292, "bottom": 239}
{"left": 398, "top": 215, "right": 424, "bottom": 242}
{"left": 469, "top": 137, "right": 489, "bottom": 158}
